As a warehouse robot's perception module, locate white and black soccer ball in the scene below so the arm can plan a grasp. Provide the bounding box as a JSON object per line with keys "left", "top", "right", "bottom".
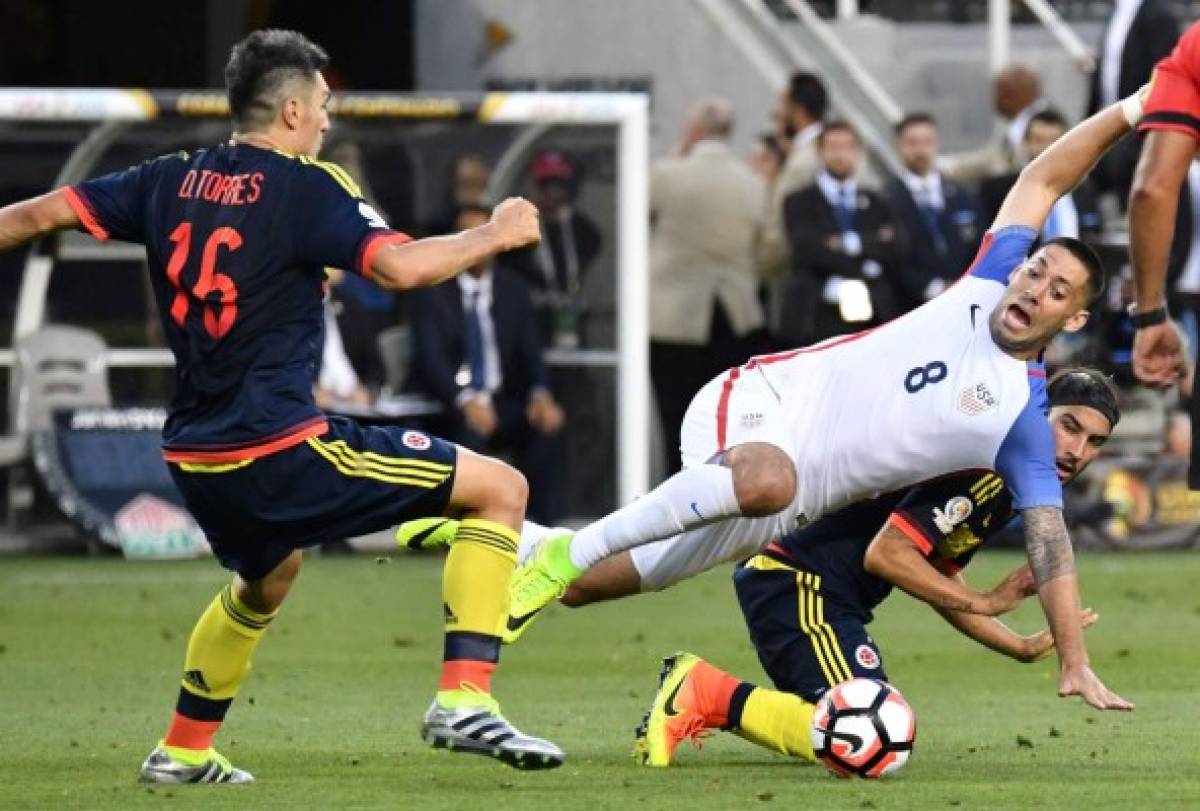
{"left": 810, "top": 678, "right": 915, "bottom": 778}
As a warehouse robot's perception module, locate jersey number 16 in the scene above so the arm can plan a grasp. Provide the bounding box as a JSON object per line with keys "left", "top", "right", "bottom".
{"left": 166, "top": 222, "right": 242, "bottom": 340}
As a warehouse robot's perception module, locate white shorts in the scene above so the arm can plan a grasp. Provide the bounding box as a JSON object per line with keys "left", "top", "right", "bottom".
{"left": 634, "top": 365, "right": 799, "bottom": 591}
{"left": 677, "top": 365, "right": 791, "bottom": 468}
{"left": 629, "top": 512, "right": 796, "bottom": 591}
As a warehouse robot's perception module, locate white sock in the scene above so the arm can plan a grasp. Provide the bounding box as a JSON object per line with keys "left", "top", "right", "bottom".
{"left": 568, "top": 464, "right": 741, "bottom": 570}
{"left": 517, "top": 520, "right": 562, "bottom": 564}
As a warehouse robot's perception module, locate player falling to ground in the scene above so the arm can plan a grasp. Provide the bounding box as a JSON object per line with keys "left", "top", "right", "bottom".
{"left": 633, "top": 368, "right": 1118, "bottom": 766}
{"left": 1126, "top": 20, "right": 1200, "bottom": 473}
{"left": 0, "top": 30, "right": 563, "bottom": 781}
{"left": 504, "top": 85, "right": 1150, "bottom": 713}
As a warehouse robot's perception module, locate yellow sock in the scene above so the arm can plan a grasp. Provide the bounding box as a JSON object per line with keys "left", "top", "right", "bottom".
{"left": 439, "top": 519, "right": 519, "bottom": 696}
{"left": 164, "top": 584, "right": 276, "bottom": 751}
{"left": 733, "top": 686, "right": 816, "bottom": 761}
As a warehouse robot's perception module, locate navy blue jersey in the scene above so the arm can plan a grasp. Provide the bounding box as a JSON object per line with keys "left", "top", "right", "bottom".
{"left": 64, "top": 143, "right": 409, "bottom": 462}
{"left": 765, "top": 470, "right": 1015, "bottom": 622}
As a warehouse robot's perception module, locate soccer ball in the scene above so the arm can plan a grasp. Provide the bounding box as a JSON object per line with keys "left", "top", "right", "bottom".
{"left": 810, "top": 678, "right": 915, "bottom": 778}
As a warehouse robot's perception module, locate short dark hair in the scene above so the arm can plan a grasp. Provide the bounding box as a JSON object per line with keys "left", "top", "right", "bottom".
{"left": 1027, "top": 107, "right": 1068, "bottom": 135}
{"left": 225, "top": 29, "right": 329, "bottom": 130}
{"left": 1047, "top": 367, "right": 1121, "bottom": 429}
{"left": 895, "top": 111, "right": 937, "bottom": 137}
{"left": 788, "top": 71, "right": 829, "bottom": 121}
{"left": 1043, "top": 236, "right": 1106, "bottom": 305}
{"left": 817, "top": 119, "right": 860, "bottom": 147}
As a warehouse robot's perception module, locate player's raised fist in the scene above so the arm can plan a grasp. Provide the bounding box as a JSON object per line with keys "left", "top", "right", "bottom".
{"left": 490, "top": 197, "right": 541, "bottom": 250}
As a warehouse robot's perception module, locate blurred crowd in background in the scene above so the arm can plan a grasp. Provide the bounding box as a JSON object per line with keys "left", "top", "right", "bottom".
{"left": 303, "top": 0, "right": 1200, "bottom": 539}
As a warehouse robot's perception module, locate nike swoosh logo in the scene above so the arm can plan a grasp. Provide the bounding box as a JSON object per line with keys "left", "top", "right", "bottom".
{"left": 506, "top": 609, "right": 541, "bottom": 632}
{"left": 406, "top": 520, "right": 448, "bottom": 550}
{"left": 662, "top": 674, "right": 686, "bottom": 717}
{"left": 690, "top": 502, "right": 704, "bottom": 520}
{"left": 969, "top": 303, "right": 981, "bottom": 328}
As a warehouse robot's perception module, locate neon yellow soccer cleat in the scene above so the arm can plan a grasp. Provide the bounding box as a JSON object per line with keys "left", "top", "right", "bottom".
{"left": 633, "top": 652, "right": 712, "bottom": 767}
{"left": 395, "top": 517, "right": 459, "bottom": 551}
{"left": 503, "top": 533, "right": 580, "bottom": 643}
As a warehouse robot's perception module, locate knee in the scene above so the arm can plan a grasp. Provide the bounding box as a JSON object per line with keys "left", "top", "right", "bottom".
{"left": 480, "top": 457, "right": 529, "bottom": 517}
{"left": 237, "top": 551, "right": 302, "bottom": 614}
{"left": 729, "top": 444, "right": 796, "bottom": 517}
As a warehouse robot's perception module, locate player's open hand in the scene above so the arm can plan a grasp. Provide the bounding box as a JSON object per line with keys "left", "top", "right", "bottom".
{"left": 1132, "top": 319, "right": 1188, "bottom": 389}
{"left": 490, "top": 197, "right": 541, "bottom": 250}
{"left": 1059, "top": 664, "right": 1134, "bottom": 712}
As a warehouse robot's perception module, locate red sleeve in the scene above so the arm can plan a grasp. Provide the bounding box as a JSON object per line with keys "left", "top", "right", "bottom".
{"left": 1140, "top": 22, "right": 1200, "bottom": 142}
{"left": 356, "top": 231, "right": 413, "bottom": 280}
{"left": 886, "top": 512, "right": 935, "bottom": 556}
{"left": 61, "top": 186, "right": 110, "bottom": 242}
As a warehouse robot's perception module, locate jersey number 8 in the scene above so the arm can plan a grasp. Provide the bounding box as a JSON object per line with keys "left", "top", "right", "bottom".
{"left": 904, "top": 361, "right": 948, "bottom": 393}
{"left": 166, "top": 222, "right": 242, "bottom": 340}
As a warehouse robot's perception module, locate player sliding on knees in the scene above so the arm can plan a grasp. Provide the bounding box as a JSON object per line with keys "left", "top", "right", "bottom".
{"left": 504, "top": 85, "right": 1149, "bottom": 713}
{"left": 0, "top": 29, "right": 563, "bottom": 782}
{"left": 633, "top": 369, "right": 1118, "bottom": 766}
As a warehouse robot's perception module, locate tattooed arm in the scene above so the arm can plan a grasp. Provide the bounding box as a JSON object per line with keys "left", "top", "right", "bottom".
{"left": 1023, "top": 506, "right": 1133, "bottom": 711}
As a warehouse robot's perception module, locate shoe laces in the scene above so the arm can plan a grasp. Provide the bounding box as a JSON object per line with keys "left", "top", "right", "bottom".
{"left": 673, "top": 714, "right": 712, "bottom": 752}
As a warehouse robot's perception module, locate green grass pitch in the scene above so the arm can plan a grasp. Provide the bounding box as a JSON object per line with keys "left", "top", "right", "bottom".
{"left": 2, "top": 550, "right": 1198, "bottom": 810}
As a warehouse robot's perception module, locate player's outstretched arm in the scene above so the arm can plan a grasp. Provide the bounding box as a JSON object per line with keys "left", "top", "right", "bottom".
{"left": 932, "top": 569, "right": 1098, "bottom": 663}
{"left": 863, "top": 525, "right": 1031, "bottom": 616}
{"left": 0, "top": 190, "right": 80, "bottom": 252}
{"left": 992, "top": 88, "right": 1145, "bottom": 233}
{"left": 1023, "top": 506, "right": 1133, "bottom": 711}
{"left": 369, "top": 197, "right": 541, "bottom": 291}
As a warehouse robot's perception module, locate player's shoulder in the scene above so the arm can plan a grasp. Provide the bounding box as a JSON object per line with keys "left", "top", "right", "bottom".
{"left": 128, "top": 148, "right": 194, "bottom": 182}
{"left": 964, "top": 225, "right": 1037, "bottom": 283}
{"left": 149, "top": 149, "right": 194, "bottom": 168}
{"left": 291, "top": 155, "right": 364, "bottom": 199}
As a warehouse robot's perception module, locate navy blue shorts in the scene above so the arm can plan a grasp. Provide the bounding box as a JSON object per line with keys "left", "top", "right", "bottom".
{"left": 169, "top": 417, "right": 457, "bottom": 580}
{"left": 733, "top": 555, "right": 887, "bottom": 703}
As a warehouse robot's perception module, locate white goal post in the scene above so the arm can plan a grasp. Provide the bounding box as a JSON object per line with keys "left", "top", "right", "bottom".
{"left": 0, "top": 89, "right": 651, "bottom": 508}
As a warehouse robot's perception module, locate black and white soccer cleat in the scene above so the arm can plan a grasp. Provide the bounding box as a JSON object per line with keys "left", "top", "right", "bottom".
{"left": 420, "top": 700, "right": 564, "bottom": 771}
{"left": 138, "top": 744, "right": 253, "bottom": 784}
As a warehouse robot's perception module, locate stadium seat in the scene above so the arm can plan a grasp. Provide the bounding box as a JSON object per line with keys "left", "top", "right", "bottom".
{"left": 3, "top": 326, "right": 111, "bottom": 529}
{"left": 11, "top": 325, "right": 111, "bottom": 434}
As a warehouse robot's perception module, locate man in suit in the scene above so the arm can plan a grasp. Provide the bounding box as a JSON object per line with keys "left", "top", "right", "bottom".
{"left": 650, "top": 97, "right": 770, "bottom": 474}
{"left": 979, "top": 109, "right": 1104, "bottom": 245}
{"left": 758, "top": 72, "right": 829, "bottom": 281}
{"left": 884, "top": 112, "right": 983, "bottom": 311}
{"left": 783, "top": 120, "right": 901, "bottom": 342}
{"left": 408, "top": 205, "right": 567, "bottom": 523}
{"left": 941, "top": 64, "right": 1047, "bottom": 184}
{"left": 524, "top": 149, "right": 604, "bottom": 349}
{"left": 1087, "top": 0, "right": 1181, "bottom": 201}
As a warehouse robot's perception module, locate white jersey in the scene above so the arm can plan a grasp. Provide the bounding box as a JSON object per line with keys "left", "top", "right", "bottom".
{"left": 706, "top": 225, "right": 1060, "bottom": 525}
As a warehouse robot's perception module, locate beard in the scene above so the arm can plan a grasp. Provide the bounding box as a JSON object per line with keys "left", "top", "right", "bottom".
{"left": 988, "top": 307, "right": 1051, "bottom": 356}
